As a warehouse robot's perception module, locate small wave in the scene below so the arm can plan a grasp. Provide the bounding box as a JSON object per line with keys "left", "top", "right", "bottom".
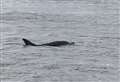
{"left": 1, "top": 11, "right": 42, "bottom": 22}
{"left": 3, "top": 40, "right": 19, "bottom": 45}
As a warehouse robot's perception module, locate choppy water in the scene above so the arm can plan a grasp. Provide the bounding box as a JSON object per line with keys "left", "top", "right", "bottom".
{"left": 0, "top": 0, "right": 120, "bottom": 82}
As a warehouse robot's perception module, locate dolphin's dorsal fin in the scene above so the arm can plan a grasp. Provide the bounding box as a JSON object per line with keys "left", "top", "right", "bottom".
{"left": 22, "top": 38, "right": 37, "bottom": 46}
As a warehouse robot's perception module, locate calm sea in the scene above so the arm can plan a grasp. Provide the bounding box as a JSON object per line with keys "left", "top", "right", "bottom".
{"left": 0, "top": 0, "right": 119, "bottom": 82}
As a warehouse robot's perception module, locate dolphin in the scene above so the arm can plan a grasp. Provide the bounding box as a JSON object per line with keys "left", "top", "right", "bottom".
{"left": 22, "top": 38, "right": 75, "bottom": 47}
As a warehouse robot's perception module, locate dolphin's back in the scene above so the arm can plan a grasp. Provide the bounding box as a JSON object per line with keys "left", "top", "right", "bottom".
{"left": 22, "top": 38, "right": 74, "bottom": 47}
{"left": 41, "top": 41, "right": 70, "bottom": 46}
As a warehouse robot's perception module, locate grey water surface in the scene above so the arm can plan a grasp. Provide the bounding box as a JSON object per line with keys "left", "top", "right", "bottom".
{"left": 0, "top": 0, "right": 120, "bottom": 82}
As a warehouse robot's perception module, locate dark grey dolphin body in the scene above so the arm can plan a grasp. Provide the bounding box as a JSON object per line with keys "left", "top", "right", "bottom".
{"left": 22, "top": 38, "right": 75, "bottom": 47}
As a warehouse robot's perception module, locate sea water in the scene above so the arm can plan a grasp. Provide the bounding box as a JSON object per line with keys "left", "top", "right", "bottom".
{"left": 0, "top": 0, "right": 119, "bottom": 82}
